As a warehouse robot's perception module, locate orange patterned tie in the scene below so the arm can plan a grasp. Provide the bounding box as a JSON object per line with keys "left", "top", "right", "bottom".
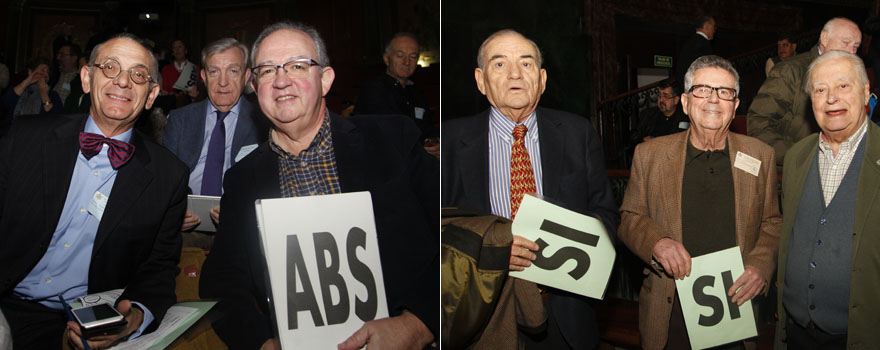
{"left": 510, "top": 125, "right": 537, "bottom": 219}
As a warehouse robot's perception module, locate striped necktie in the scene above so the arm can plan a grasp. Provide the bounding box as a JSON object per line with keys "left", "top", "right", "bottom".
{"left": 78, "top": 132, "right": 135, "bottom": 169}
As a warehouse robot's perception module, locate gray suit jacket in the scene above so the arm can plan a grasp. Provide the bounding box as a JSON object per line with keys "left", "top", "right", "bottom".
{"left": 163, "top": 97, "right": 265, "bottom": 174}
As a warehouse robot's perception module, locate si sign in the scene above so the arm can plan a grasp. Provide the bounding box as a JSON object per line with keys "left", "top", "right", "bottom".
{"left": 509, "top": 196, "right": 615, "bottom": 299}
{"left": 675, "top": 247, "right": 757, "bottom": 349}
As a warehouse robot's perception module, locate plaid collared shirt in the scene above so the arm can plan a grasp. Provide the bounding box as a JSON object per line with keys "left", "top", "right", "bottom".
{"left": 269, "top": 110, "right": 341, "bottom": 197}
{"left": 817, "top": 119, "right": 868, "bottom": 206}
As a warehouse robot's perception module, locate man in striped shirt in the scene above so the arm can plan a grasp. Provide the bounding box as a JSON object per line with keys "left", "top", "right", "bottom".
{"left": 442, "top": 29, "right": 619, "bottom": 350}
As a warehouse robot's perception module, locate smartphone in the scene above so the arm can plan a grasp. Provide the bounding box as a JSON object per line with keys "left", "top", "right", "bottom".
{"left": 71, "top": 303, "right": 125, "bottom": 331}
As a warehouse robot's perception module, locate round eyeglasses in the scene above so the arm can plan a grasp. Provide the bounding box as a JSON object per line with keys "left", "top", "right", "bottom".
{"left": 251, "top": 58, "right": 321, "bottom": 83}
{"left": 688, "top": 84, "right": 737, "bottom": 101}
{"left": 91, "top": 59, "right": 153, "bottom": 85}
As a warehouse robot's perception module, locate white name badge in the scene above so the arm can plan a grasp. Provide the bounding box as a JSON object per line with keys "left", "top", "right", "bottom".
{"left": 88, "top": 191, "right": 108, "bottom": 221}
{"left": 509, "top": 195, "right": 616, "bottom": 299}
{"left": 414, "top": 107, "right": 425, "bottom": 120}
{"left": 734, "top": 151, "right": 761, "bottom": 177}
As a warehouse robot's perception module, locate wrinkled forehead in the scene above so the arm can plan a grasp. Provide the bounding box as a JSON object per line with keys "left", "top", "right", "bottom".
{"left": 255, "top": 29, "right": 317, "bottom": 65}
{"left": 96, "top": 38, "right": 153, "bottom": 67}
{"left": 693, "top": 67, "right": 735, "bottom": 86}
{"left": 207, "top": 47, "right": 246, "bottom": 66}
{"left": 485, "top": 33, "right": 539, "bottom": 62}
{"left": 812, "top": 58, "right": 858, "bottom": 83}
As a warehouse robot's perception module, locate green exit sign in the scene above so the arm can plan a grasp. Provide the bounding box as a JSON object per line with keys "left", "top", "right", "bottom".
{"left": 654, "top": 55, "right": 673, "bottom": 68}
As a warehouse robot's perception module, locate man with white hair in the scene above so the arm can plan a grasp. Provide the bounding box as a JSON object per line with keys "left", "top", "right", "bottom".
{"left": 776, "top": 50, "right": 880, "bottom": 349}
{"left": 748, "top": 17, "right": 862, "bottom": 167}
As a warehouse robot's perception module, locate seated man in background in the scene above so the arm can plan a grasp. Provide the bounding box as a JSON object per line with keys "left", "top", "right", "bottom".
{"left": 0, "top": 33, "right": 188, "bottom": 350}
{"left": 353, "top": 32, "right": 439, "bottom": 157}
{"left": 163, "top": 37, "right": 265, "bottom": 231}
{"left": 633, "top": 78, "right": 689, "bottom": 144}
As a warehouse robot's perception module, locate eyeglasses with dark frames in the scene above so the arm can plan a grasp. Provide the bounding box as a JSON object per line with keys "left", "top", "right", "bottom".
{"left": 688, "top": 84, "right": 737, "bottom": 101}
{"left": 91, "top": 59, "right": 153, "bottom": 85}
{"left": 251, "top": 58, "right": 322, "bottom": 83}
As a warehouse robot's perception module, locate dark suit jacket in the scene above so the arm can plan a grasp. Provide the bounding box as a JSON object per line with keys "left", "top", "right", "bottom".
{"left": 441, "top": 107, "right": 620, "bottom": 349}
{"left": 163, "top": 97, "right": 265, "bottom": 175}
{"left": 200, "top": 113, "right": 439, "bottom": 349}
{"left": 0, "top": 114, "right": 189, "bottom": 333}
{"left": 675, "top": 33, "right": 713, "bottom": 81}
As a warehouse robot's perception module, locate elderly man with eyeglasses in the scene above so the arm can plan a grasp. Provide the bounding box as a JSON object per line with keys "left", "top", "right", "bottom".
{"left": 618, "top": 55, "right": 782, "bottom": 350}
{"left": 198, "top": 21, "right": 438, "bottom": 350}
{"left": 0, "top": 33, "right": 189, "bottom": 350}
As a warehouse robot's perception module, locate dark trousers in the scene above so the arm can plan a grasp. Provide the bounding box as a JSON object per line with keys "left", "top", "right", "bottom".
{"left": 667, "top": 292, "right": 746, "bottom": 350}
{"left": 785, "top": 317, "right": 847, "bottom": 350}
{"left": 0, "top": 294, "right": 68, "bottom": 350}
{"left": 520, "top": 296, "right": 587, "bottom": 350}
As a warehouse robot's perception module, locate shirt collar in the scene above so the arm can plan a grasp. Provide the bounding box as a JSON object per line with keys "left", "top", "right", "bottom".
{"left": 818, "top": 118, "right": 868, "bottom": 156}
{"left": 269, "top": 108, "right": 332, "bottom": 158}
{"left": 696, "top": 31, "right": 709, "bottom": 40}
{"left": 488, "top": 107, "right": 538, "bottom": 142}
{"left": 208, "top": 97, "right": 242, "bottom": 118}
{"left": 685, "top": 136, "right": 729, "bottom": 163}
{"left": 84, "top": 115, "right": 133, "bottom": 143}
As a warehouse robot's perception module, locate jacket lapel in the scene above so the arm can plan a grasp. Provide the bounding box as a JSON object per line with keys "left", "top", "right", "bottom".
{"left": 43, "top": 115, "right": 86, "bottom": 237}
{"left": 459, "top": 111, "right": 490, "bottom": 210}
{"left": 231, "top": 98, "right": 258, "bottom": 165}
{"left": 854, "top": 124, "right": 880, "bottom": 258}
{"left": 665, "top": 131, "right": 687, "bottom": 240}
{"left": 93, "top": 131, "right": 154, "bottom": 253}
{"left": 728, "top": 134, "right": 749, "bottom": 248}
{"left": 537, "top": 108, "right": 563, "bottom": 200}
{"left": 330, "top": 114, "right": 368, "bottom": 192}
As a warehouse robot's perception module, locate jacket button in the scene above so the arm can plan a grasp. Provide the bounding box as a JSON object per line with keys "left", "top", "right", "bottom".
{"left": 667, "top": 297, "right": 672, "bottom": 303}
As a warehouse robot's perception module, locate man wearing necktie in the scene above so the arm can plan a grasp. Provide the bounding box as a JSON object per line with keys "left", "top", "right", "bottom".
{"left": 164, "top": 37, "right": 264, "bottom": 231}
{"left": 0, "top": 33, "right": 189, "bottom": 349}
{"left": 441, "top": 29, "right": 619, "bottom": 349}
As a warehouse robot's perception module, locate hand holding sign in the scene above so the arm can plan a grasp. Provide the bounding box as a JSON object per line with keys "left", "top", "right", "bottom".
{"left": 652, "top": 237, "right": 692, "bottom": 280}
{"left": 509, "top": 235, "right": 539, "bottom": 271}
{"left": 509, "top": 196, "right": 615, "bottom": 299}
{"left": 728, "top": 265, "right": 764, "bottom": 306}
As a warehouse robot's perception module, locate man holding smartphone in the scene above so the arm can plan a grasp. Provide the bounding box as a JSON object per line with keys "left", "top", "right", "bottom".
{"left": 0, "top": 33, "right": 188, "bottom": 349}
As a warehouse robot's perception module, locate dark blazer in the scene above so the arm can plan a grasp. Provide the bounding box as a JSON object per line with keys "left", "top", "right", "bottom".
{"left": 163, "top": 97, "right": 265, "bottom": 174}
{"left": 0, "top": 114, "right": 189, "bottom": 333}
{"left": 675, "top": 33, "right": 713, "bottom": 81}
{"left": 200, "top": 113, "right": 439, "bottom": 349}
{"left": 441, "top": 107, "right": 620, "bottom": 349}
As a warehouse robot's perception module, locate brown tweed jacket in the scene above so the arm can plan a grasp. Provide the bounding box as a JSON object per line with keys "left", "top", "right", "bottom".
{"left": 618, "top": 130, "right": 782, "bottom": 350}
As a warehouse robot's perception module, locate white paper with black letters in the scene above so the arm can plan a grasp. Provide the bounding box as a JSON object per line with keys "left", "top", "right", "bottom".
{"left": 255, "top": 192, "right": 388, "bottom": 349}
{"left": 509, "top": 195, "right": 616, "bottom": 299}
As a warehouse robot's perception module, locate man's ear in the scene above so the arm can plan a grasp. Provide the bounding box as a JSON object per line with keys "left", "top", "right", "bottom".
{"left": 320, "top": 66, "right": 336, "bottom": 96}
{"left": 80, "top": 65, "right": 91, "bottom": 93}
{"left": 383, "top": 53, "right": 390, "bottom": 67}
{"left": 144, "top": 83, "right": 161, "bottom": 110}
{"left": 474, "top": 68, "right": 486, "bottom": 95}
{"left": 200, "top": 69, "right": 207, "bottom": 82}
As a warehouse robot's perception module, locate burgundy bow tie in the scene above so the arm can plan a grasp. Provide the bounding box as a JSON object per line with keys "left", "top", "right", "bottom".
{"left": 78, "top": 132, "right": 135, "bottom": 169}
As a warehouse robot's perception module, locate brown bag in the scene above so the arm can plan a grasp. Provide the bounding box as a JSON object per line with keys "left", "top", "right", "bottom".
{"left": 441, "top": 208, "right": 546, "bottom": 350}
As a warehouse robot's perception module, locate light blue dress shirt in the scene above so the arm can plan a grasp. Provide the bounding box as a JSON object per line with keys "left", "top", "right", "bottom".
{"left": 487, "top": 107, "right": 544, "bottom": 219}
{"left": 13, "top": 116, "right": 153, "bottom": 338}
{"left": 188, "top": 99, "right": 241, "bottom": 195}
